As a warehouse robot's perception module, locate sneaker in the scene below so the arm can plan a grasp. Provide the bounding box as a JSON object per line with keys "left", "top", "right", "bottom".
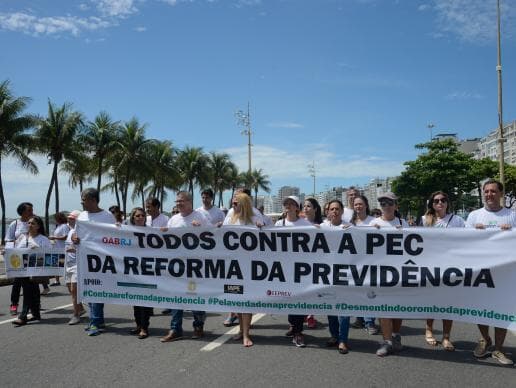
{"left": 292, "top": 334, "right": 306, "bottom": 348}
{"left": 326, "top": 337, "right": 338, "bottom": 347}
{"left": 392, "top": 334, "right": 402, "bottom": 352}
{"left": 68, "top": 316, "right": 81, "bottom": 325}
{"left": 351, "top": 318, "right": 364, "bottom": 329}
{"left": 491, "top": 350, "right": 514, "bottom": 365}
{"left": 160, "top": 330, "right": 183, "bottom": 342}
{"left": 473, "top": 337, "right": 492, "bottom": 358}
{"left": 77, "top": 308, "right": 86, "bottom": 317}
{"left": 285, "top": 325, "right": 294, "bottom": 337}
{"left": 191, "top": 327, "right": 204, "bottom": 339}
{"left": 87, "top": 325, "right": 100, "bottom": 336}
{"left": 306, "top": 315, "right": 317, "bottom": 329}
{"left": 365, "top": 325, "right": 379, "bottom": 335}
{"left": 41, "top": 288, "right": 50, "bottom": 295}
{"left": 9, "top": 304, "right": 18, "bottom": 316}
{"left": 376, "top": 340, "right": 393, "bottom": 357}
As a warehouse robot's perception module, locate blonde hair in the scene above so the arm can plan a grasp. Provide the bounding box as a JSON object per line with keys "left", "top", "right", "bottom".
{"left": 231, "top": 192, "right": 254, "bottom": 225}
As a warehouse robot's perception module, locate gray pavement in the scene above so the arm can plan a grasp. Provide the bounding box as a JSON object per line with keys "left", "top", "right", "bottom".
{"left": 0, "top": 281, "right": 515, "bottom": 387}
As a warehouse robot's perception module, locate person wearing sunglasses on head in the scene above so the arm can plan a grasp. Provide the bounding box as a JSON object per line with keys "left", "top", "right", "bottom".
{"left": 421, "top": 191, "right": 464, "bottom": 351}
{"left": 369, "top": 192, "right": 409, "bottom": 357}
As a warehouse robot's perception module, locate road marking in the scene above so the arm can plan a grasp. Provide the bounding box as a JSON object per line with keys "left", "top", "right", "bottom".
{"left": 200, "top": 313, "right": 266, "bottom": 352}
{"left": 0, "top": 303, "right": 73, "bottom": 325}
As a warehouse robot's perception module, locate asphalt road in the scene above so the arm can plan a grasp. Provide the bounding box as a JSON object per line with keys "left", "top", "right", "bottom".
{"left": 0, "top": 283, "right": 515, "bottom": 388}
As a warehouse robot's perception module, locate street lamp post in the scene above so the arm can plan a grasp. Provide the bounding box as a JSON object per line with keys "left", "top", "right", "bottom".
{"left": 308, "top": 161, "right": 316, "bottom": 197}
{"left": 236, "top": 102, "right": 253, "bottom": 174}
{"left": 427, "top": 123, "right": 435, "bottom": 141}
{"left": 496, "top": 0, "right": 506, "bottom": 195}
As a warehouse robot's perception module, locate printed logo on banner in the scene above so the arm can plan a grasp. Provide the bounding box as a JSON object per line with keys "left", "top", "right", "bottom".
{"left": 187, "top": 280, "right": 197, "bottom": 294}
{"left": 224, "top": 284, "right": 244, "bottom": 294}
{"left": 367, "top": 291, "right": 377, "bottom": 299}
{"left": 267, "top": 290, "right": 292, "bottom": 297}
{"left": 9, "top": 254, "right": 22, "bottom": 269}
{"left": 316, "top": 291, "right": 336, "bottom": 300}
{"left": 101, "top": 236, "right": 132, "bottom": 246}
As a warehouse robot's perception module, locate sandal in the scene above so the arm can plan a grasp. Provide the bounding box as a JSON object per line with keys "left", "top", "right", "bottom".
{"left": 223, "top": 314, "right": 238, "bottom": 327}
{"left": 425, "top": 331, "right": 437, "bottom": 346}
{"left": 442, "top": 338, "right": 455, "bottom": 351}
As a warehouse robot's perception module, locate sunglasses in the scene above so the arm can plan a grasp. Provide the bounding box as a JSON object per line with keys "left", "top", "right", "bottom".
{"left": 379, "top": 200, "right": 394, "bottom": 207}
{"left": 232, "top": 202, "right": 239, "bottom": 206}
{"left": 433, "top": 198, "right": 447, "bottom": 204}
{"left": 134, "top": 214, "right": 145, "bottom": 218}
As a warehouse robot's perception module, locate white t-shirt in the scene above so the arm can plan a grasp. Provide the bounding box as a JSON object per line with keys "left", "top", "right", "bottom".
{"left": 343, "top": 207, "right": 354, "bottom": 223}
{"left": 274, "top": 217, "right": 313, "bottom": 227}
{"left": 65, "top": 228, "right": 77, "bottom": 268}
{"left": 78, "top": 209, "right": 116, "bottom": 224}
{"left": 261, "top": 214, "right": 273, "bottom": 227}
{"left": 321, "top": 218, "right": 350, "bottom": 229}
{"left": 421, "top": 213, "right": 465, "bottom": 228}
{"left": 223, "top": 215, "right": 261, "bottom": 226}
{"left": 53, "top": 223, "right": 71, "bottom": 249}
{"left": 5, "top": 219, "right": 29, "bottom": 246}
{"left": 369, "top": 216, "right": 409, "bottom": 228}
{"left": 167, "top": 210, "right": 209, "bottom": 228}
{"left": 196, "top": 206, "right": 225, "bottom": 226}
{"left": 225, "top": 207, "right": 263, "bottom": 225}
{"left": 15, "top": 234, "right": 51, "bottom": 249}
{"left": 466, "top": 207, "right": 516, "bottom": 228}
{"left": 146, "top": 213, "right": 169, "bottom": 228}
{"left": 354, "top": 215, "right": 376, "bottom": 226}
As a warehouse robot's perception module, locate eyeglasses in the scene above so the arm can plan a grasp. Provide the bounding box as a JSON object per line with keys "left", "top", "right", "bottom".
{"left": 433, "top": 198, "right": 447, "bottom": 204}
{"left": 172, "top": 210, "right": 179, "bottom": 214}
{"left": 379, "top": 200, "right": 394, "bottom": 207}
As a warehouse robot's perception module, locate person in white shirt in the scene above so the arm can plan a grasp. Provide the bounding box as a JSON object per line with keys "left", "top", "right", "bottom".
{"left": 370, "top": 192, "right": 409, "bottom": 357}
{"left": 349, "top": 195, "right": 378, "bottom": 334}
{"left": 276, "top": 196, "right": 313, "bottom": 348}
{"left": 320, "top": 199, "right": 351, "bottom": 354}
{"left": 12, "top": 216, "right": 51, "bottom": 326}
{"left": 145, "top": 197, "right": 169, "bottom": 227}
{"left": 49, "top": 212, "right": 71, "bottom": 286}
{"left": 161, "top": 191, "right": 208, "bottom": 343}
{"left": 6, "top": 202, "right": 33, "bottom": 316}
{"left": 467, "top": 179, "right": 516, "bottom": 366}
{"left": 421, "top": 191, "right": 465, "bottom": 352}
{"left": 196, "top": 189, "right": 225, "bottom": 226}
{"left": 64, "top": 210, "right": 85, "bottom": 325}
{"left": 73, "top": 188, "right": 116, "bottom": 336}
{"left": 343, "top": 187, "right": 359, "bottom": 223}
{"left": 224, "top": 188, "right": 263, "bottom": 225}
{"left": 258, "top": 205, "right": 273, "bottom": 227}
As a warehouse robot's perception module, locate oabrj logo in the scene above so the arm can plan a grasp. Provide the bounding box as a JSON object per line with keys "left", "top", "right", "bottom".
{"left": 102, "top": 236, "right": 132, "bottom": 246}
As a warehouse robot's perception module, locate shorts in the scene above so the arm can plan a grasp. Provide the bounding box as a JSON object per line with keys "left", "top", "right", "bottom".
{"left": 65, "top": 265, "right": 77, "bottom": 284}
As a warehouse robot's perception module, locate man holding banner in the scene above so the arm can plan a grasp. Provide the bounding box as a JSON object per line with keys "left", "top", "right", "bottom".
{"left": 160, "top": 191, "right": 209, "bottom": 343}
{"left": 467, "top": 179, "right": 516, "bottom": 366}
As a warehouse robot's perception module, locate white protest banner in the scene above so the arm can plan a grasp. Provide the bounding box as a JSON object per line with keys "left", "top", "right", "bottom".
{"left": 4, "top": 248, "right": 66, "bottom": 278}
{"left": 77, "top": 221, "right": 516, "bottom": 329}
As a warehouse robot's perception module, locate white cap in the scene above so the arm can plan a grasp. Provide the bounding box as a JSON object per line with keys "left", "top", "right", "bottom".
{"left": 282, "top": 196, "right": 300, "bottom": 208}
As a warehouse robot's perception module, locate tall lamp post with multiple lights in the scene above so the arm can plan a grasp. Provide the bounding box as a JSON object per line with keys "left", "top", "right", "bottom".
{"left": 308, "top": 161, "right": 316, "bottom": 197}
{"left": 427, "top": 123, "right": 435, "bottom": 142}
{"left": 236, "top": 102, "right": 253, "bottom": 174}
{"left": 496, "top": 0, "right": 506, "bottom": 194}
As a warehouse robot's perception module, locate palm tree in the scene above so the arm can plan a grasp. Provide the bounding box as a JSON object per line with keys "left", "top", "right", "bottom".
{"left": 35, "top": 100, "right": 83, "bottom": 231}
{"left": 60, "top": 148, "right": 92, "bottom": 195}
{"left": 176, "top": 146, "right": 209, "bottom": 203}
{"left": 114, "top": 117, "right": 152, "bottom": 215}
{"left": 207, "top": 152, "right": 232, "bottom": 207}
{"left": 0, "top": 80, "right": 38, "bottom": 243}
{"left": 227, "top": 162, "right": 244, "bottom": 204}
{"left": 245, "top": 168, "right": 271, "bottom": 207}
{"left": 82, "top": 111, "right": 119, "bottom": 192}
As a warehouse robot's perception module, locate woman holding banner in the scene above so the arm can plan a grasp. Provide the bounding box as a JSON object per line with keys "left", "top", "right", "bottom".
{"left": 276, "top": 195, "right": 313, "bottom": 348}
{"left": 223, "top": 192, "right": 262, "bottom": 347}
{"left": 422, "top": 191, "right": 464, "bottom": 351}
{"left": 370, "top": 192, "right": 409, "bottom": 357}
{"left": 128, "top": 207, "right": 153, "bottom": 339}
{"left": 12, "top": 216, "right": 51, "bottom": 326}
{"left": 320, "top": 199, "right": 352, "bottom": 354}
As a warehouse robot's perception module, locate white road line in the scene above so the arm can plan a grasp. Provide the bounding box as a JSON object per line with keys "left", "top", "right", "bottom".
{"left": 200, "top": 313, "right": 266, "bottom": 352}
{"left": 0, "top": 303, "right": 73, "bottom": 325}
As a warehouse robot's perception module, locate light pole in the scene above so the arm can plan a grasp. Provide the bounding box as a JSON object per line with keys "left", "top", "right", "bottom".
{"left": 308, "top": 161, "right": 316, "bottom": 196}
{"left": 236, "top": 102, "right": 253, "bottom": 174}
{"left": 427, "top": 123, "right": 435, "bottom": 141}
{"left": 496, "top": 0, "right": 506, "bottom": 194}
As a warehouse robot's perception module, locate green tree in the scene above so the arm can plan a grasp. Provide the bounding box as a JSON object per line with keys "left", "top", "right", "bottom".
{"left": 469, "top": 158, "right": 499, "bottom": 208}
{"left": 244, "top": 168, "right": 271, "bottom": 207}
{"left": 207, "top": 152, "right": 233, "bottom": 207}
{"left": 35, "top": 100, "right": 83, "bottom": 231}
{"left": 60, "top": 148, "right": 92, "bottom": 195}
{"left": 176, "top": 146, "right": 209, "bottom": 203}
{"left": 0, "top": 80, "right": 38, "bottom": 243}
{"left": 391, "top": 139, "right": 476, "bottom": 218}
{"left": 83, "top": 111, "right": 119, "bottom": 192}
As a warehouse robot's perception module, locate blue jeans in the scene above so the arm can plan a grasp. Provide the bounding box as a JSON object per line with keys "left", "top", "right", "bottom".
{"left": 328, "top": 315, "right": 350, "bottom": 344}
{"left": 89, "top": 302, "right": 104, "bottom": 326}
{"left": 170, "top": 309, "right": 205, "bottom": 335}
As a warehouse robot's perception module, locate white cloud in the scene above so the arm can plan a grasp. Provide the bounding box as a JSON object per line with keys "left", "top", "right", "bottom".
{"left": 445, "top": 91, "right": 484, "bottom": 100}
{"left": 266, "top": 121, "right": 304, "bottom": 129}
{"left": 418, "top": 4, "right": 430, "bottom": 11}
{"left": 134, "top": 26, "right": 147, "bottom": 32}
{"left": 221, "top": 144, "right": 404, "bottom": 180}
{"left": 433, "top": 0, "right": 516, "bottom": 43}
{"left": 94, "top": 0, "right": 138, "bottom": 17}
{"left": 79, "top": 3, "right": 91, "bottom": 11}
{"left": 0, "top": 12, "right": 112, "bottom": 36}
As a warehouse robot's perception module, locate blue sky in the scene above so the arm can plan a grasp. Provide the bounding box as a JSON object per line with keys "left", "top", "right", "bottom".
{"left": 1, "top": 0, "right": 516, "bottom": 216}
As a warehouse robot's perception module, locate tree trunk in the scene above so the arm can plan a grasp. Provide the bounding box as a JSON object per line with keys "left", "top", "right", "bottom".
{"left": 45, "top": 164, "right": 57, "bottom": 233}
{"left": 140, "top": 187, "right": 145, "bottom": 209}
{"left": 477, "top": 182, "right": 482, "bottom": 208}
{"left": 114, "top": 174, "right": 121, "bottom": 208}
{"left": 54, "top": 161, "right": 60, "bottom": 214}
{"left": 160, "top": 187, "right": 164, "bottom": 212}
{"left": 97, "top": 156, "right": 103, "bottom": 192}
{"left": 79, "top": 179, "right": 83, "bottom": 195}
{"left": 254, "top": 188, "right": 258, "bottom": 207}
{"left": 0, "top": 157, "right": 6, "bottom": 244}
